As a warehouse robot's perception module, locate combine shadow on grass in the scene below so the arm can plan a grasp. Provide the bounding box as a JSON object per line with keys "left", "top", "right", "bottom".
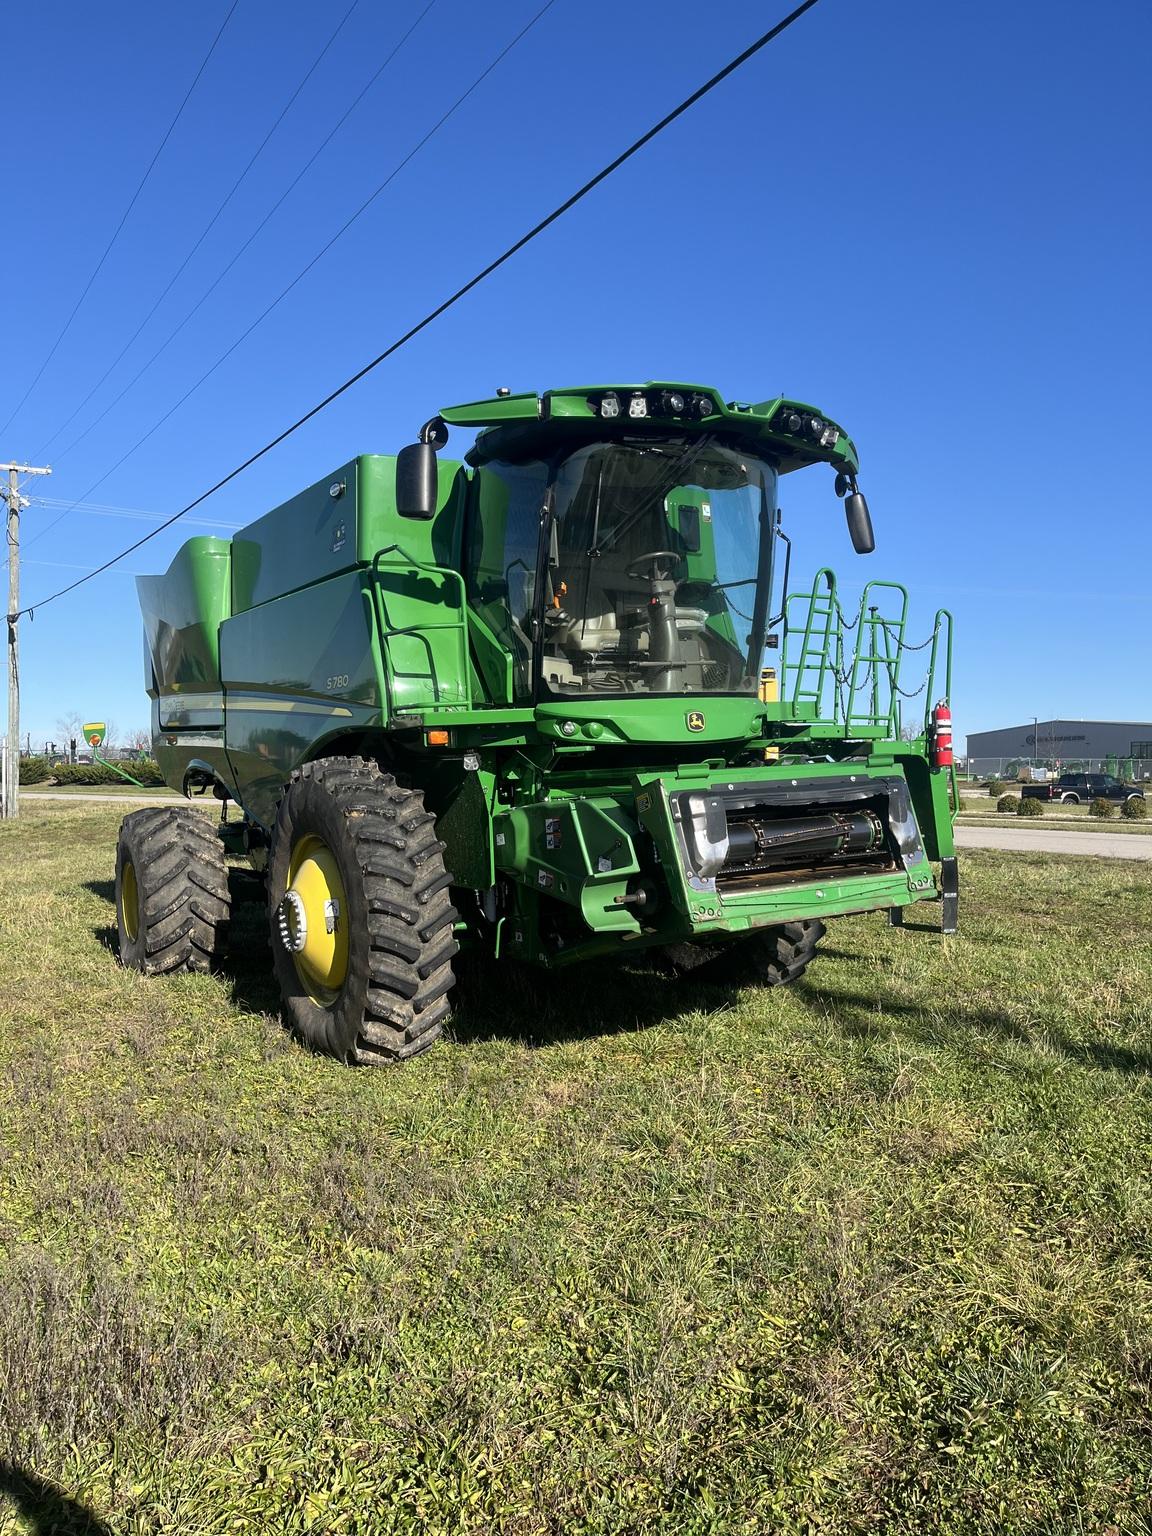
{"left": 82, "top": 880, "right": 119, "bottom": 955}
{"left": 217, "top": 873, "right": 282, "bottom": 1016}
{"left": 0, "top": 1463, "right": 109, "bottom": 1536}
{"left": 801, "top": 981, "right": 1152, "bottom": 1075}
{"left": 449, "top": 954, "right": 739, "bottom": 1049}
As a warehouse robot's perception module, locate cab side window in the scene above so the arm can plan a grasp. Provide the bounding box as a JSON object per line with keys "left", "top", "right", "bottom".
{"left": 464, "top": 459, "right": 548, "bottom": 701}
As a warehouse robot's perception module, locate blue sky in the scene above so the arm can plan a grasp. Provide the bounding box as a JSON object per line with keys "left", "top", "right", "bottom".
{"left": 4, "top": 0, "right": 1149, "bottom": 752}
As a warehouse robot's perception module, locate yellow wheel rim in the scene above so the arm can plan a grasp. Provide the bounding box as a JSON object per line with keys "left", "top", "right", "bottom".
{"left": 280, "top": 834, "right": 350, "bottom": 1006}
{"left": 121, "top": 858, "right": 140, "bottom": 943}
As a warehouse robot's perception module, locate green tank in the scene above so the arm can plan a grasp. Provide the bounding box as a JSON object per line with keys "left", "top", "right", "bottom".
{"left": 117, "top": 382, "right": 958, "bottom": 1064}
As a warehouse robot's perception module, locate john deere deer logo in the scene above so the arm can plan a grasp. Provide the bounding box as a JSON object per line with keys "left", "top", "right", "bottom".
{"left": 686, "top": 711, "right": 706, "bottom": 732}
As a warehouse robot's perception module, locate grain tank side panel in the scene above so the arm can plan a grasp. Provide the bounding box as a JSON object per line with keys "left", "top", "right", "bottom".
{"left": 219, "top": 571, "right": 383, "bottom": 832}
{"left": 137, "top": 538, "right": 233, "bottom": 792}
{"left": 230, "top": 460, "right": 361, "bottom": 614}
{"left": 137, "top": 537, "right": 231, "bottom": 704}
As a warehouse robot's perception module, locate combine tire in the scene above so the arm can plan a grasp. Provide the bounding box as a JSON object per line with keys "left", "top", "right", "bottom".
{"left": 661, "top": 919, "right": 825, "bottom": 986}
{"left": 267, "top": 757, "right": 457, "bottom": 1065}
{"left": 115, "top": 807, "right": 231, "bottom": 973}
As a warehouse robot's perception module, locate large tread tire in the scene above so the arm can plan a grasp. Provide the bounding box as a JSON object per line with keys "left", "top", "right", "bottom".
{"left": 267, "top": 756, "right": 457, "bottom": 1066}
{"left": 660, "top": 919, "right": 826, "bottom": 987}
{"left": 115, "top": 806, "right": 231, "bottom": 973}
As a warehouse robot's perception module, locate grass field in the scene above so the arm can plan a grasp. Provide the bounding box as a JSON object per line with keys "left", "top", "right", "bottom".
{"left": 957, "top": 798, "right": 1152, "bottom": 833}
{"left": 22, "top": 785, "right": 177, "bottom": 797}
{"left": 1, "top": 803, "right": 1151, "bottom": 1535}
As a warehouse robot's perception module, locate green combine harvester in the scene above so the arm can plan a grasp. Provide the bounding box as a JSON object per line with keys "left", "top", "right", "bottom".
{"left": 117, "top": 382, "right": 958, "bottom": 1064}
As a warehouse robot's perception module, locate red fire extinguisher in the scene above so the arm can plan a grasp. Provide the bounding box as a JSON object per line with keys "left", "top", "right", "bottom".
{"left": 931, "top": 700, "right": 953, "bottom": 769}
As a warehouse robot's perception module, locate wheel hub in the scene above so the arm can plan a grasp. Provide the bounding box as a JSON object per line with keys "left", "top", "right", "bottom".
{"left": 280, "top": 835, "right": 349, "bottom": 1004}
{"left": 276, "top": 890, "right": 308, "bottom": 953}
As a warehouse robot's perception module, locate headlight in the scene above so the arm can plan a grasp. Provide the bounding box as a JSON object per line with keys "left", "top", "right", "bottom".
{"left": 775, "top": 407, "right": 840, "bottom": 449}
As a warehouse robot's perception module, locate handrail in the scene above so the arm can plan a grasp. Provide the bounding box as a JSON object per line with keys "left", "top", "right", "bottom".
{"left": 846, "top": 581, "right": 908, "bottom": 734}
{"left": 923, "top": 607, "right": 954, "bottom": 732}
{"left": 369, "top": 547, "right": 473, "bottom": 711}
{"left": 924, "top": 607, "right": 957, "bottom": 814}
{"left": 784, "top": 567, "right": 839, "bottom": 715}
{"left": 781, "top": 572, "right": 953, "bottom": 749}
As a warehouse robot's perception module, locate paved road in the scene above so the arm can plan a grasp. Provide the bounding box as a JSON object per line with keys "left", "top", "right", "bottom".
{"left": 955, "top": 825, "right": 1152, "bottom": 860}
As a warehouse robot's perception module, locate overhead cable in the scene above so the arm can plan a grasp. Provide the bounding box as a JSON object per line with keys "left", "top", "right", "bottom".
{"left": 32, "top": 0, "right": 362, "bottom": 460}
{"left": 28, "top": 0, "right": 551, "bottom": 550}
{"left": 38, "top": 0, "right": 439, "bottom": 477}
{"left": 22, "top": 0, "right": 822, "bottom": 617}
{"left": 0, "top": 0, "right": 241, "bottom": 438}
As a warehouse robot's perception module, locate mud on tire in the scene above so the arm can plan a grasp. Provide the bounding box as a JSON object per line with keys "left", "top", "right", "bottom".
{"left": 267, "top": 756, "right": 457, "bottom": 1065}
{"left": 115, "top": 806, "right": 231, "bottom": 973}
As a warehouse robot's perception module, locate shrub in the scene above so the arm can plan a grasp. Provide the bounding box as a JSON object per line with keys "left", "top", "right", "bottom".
{"left": 1017, "top": 796, "right": 1044, "bottom": 817}
{"left": 51, "top": 763, "right": 121, "bottom": 786}
{"left": 1121, "top": 795, "right": 1148, "bottom": 820}
{"left": 988, "top": 780, "right": 1008, "bottom": 797}
{"left": 51, "top": 758, "right": 166, "bottom": 788}
{"left": 997, "top": 794, "right": 1017, "bottom": 813}
{"left": 1089, "top": 797, "right": 1116, "bottom": 820}
{"left": 18, "top": 757, "right": 49, "bottom": 786}
{"left": 125, "top": 757, "right": 165, "bottom": 786}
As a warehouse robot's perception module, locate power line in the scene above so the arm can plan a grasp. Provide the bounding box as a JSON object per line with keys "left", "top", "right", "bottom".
{"left": 31, "top": 496, "right": 237, "bottom": 530}
{"left": 37, "top": 0, "right": 440, "bottom": 478}
{"left": 28, "top": 0, "right": 549, "bottom": 551}
{"left": 25, "top": 559, "right": 150, "bottom": 577}
{"left": 0, "top": 1, "right": 240, "bottom": 439}
{"left": 22, "top": 0, "right": 823, "bottom": 619}
{"left": 32, "top": 0, "right": 362, "bottom": 461}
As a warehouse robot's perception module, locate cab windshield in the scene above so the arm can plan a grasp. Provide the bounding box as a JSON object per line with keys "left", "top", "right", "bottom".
{"left": 465, "top": 438, "right": 778, "bottom": 700}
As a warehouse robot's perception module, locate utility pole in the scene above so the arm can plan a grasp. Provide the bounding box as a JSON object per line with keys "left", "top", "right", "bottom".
{"left": 1, "top": 462, "right": 51, "bottom": 818}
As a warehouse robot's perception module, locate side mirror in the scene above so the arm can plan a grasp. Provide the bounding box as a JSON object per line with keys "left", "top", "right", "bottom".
{"left": 395, "top": 442, "right": 438, "bottom": 520}
{"left": 845, "top": 491, "right": 875, "bottom": 555}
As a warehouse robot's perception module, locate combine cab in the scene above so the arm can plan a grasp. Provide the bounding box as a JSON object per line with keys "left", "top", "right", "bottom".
{"left": 118, "top": 383, "right": 957, "bottom": 1063}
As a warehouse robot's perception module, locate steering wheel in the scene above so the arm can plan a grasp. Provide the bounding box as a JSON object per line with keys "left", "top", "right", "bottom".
{"left": 625, "top": 550, "right": 684, "bottom": 583}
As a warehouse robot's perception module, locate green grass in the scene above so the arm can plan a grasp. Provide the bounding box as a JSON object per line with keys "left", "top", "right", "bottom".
{"left": 957, "top": 800, "right": 1152, "bottom": 834}
{"left": 22, "top": 783, "right": 178, "bottom": 797}
{"left": 1, "top": 803, "right": 1151, "bottom": 1535}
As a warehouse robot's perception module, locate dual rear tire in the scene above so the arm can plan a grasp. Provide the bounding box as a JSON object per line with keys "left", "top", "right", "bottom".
{"left": 114, "top": 759, "right": 457, "bottom": 1065}
{"left": 115, "top": 806, "right": 230, "bottom": 973}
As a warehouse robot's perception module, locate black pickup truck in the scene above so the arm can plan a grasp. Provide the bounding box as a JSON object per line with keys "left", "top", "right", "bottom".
{"left": 1020, "top": 772, "right": 1145, "bottom": 804}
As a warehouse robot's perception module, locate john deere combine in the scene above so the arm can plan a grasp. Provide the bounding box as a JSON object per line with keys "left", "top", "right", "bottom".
{"left": 117, "top": 383, "right": 957, "bottom": 1063}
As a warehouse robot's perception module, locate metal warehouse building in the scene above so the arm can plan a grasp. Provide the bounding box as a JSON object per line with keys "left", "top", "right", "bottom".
{"left": 966, "top": 719, "right": 1152, "bottom": 778}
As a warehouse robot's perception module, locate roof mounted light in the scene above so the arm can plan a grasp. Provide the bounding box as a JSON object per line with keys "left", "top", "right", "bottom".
{"left": 628, "top": 392, "right": 648, "bottom": 419}
{"left": 659, "top": 390, "right": 686, "bottom": 415}
{"left": 599, "top": 391, "right": 620, "bottom": 419}
{"left": 774, "top": 407, "right": 840, "bottom": 450}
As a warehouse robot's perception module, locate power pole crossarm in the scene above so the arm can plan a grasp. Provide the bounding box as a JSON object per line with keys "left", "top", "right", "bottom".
{"left": 1, "top": 461, "right": 51, "bottom": 818}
